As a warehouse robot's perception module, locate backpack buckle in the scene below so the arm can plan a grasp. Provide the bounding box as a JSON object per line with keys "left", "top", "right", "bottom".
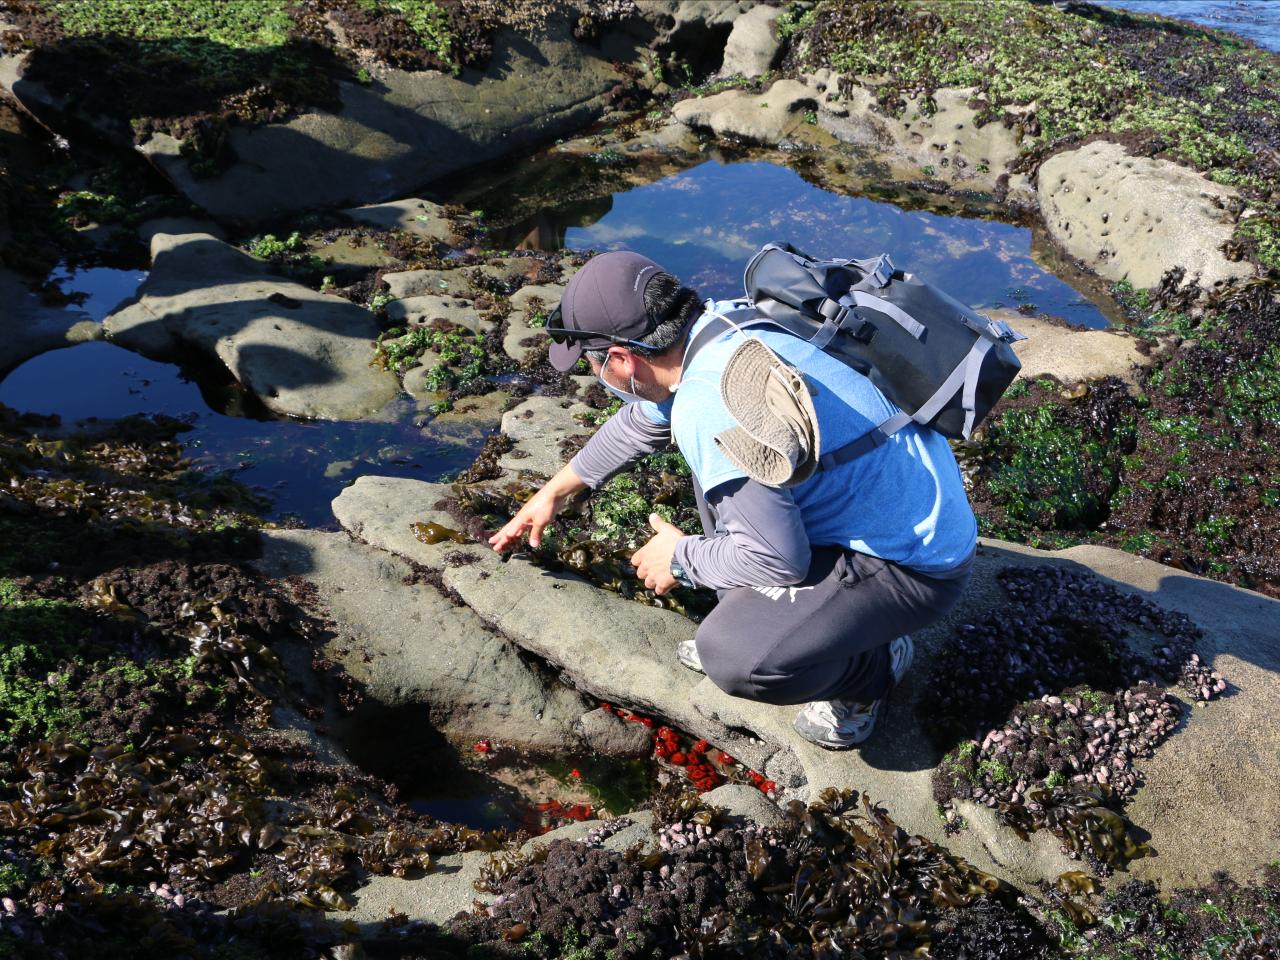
{"left": 870, "top": 254, "right": 894, "bottom": 288}
{"left": 817, "top": 300, "right": 875, "bottom": 347}
{"left": 985, "top": 316, "right": 1027, "bottom": 343}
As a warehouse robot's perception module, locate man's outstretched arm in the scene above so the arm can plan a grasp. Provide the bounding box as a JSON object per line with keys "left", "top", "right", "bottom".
{"left": 489, "top": 402, "right": 670, "bottom": 551}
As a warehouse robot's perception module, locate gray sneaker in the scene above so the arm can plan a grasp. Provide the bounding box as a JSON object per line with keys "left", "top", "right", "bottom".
{"left": 677, "top": 638, "right": 704, "bottom": 673}
{"left": 792, "top": 635, "right": 914, "bottom": 750}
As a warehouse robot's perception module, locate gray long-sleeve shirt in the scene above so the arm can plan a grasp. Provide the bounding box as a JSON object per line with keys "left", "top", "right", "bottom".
{"left": 569, "top": 405, "right": 809, "bottom": 589}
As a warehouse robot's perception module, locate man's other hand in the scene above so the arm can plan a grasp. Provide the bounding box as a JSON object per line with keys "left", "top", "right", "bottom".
{"left": 631, "top": 513, "right": 686, "bottom": 595}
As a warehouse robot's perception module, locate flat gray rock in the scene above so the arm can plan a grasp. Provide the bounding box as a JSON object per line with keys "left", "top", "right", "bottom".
{"left": 672, "top": 79, "right": 817, "bottom": 144}
{"left": 255, "top": 528, "right": 588, "bottom": 753}
{"left": 342, "top": 198, "right": 455, "bottom": 241}
{"left": 102, "top": 231, "right": 399, "bottom": 420}
{"left": 385, "top": 295, "right": 488, "bottom": 333}
{"left": 382, "top": 268, "right": 476, "bottom": 301}
{"left": 1001, "top": 310, "right": 1149, "bottom": 387}
{"left": 700, "top": 784, "right": 786, "bottom": 830}
{"left": 498, "top": 394, "right": 596, "bottom": 479}
{"left": 348, "top": 851, "right": 490, "bottom": 930}
{"left": 1039, "top": 141, "right": 1255, "bottom": 291}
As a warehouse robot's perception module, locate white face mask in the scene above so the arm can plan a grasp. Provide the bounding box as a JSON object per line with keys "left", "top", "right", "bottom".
{"left": 598, "top": 354, "right": 648, "bottom": 404}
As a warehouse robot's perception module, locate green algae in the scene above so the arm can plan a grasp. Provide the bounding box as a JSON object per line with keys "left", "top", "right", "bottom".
{"left": 46, "top": 0, "right": 295, "bottom": 48}
{"left": 976, "top": 398, "right": 1132, "bottom": 538}
{"left": 964, "top": 273, "right": 1280, "bottom": 594}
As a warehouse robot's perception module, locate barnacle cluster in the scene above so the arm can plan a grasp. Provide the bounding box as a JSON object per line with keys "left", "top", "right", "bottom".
{"left": 929, "top": 564, "right": 1224, "bottom": 868}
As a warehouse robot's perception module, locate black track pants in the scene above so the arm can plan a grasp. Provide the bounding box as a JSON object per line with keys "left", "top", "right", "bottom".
{"left": 694, "top": 546, "right": 969, "bottom": 706}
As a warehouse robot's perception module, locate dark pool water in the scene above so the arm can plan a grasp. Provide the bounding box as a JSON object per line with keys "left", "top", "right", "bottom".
{"left": 482, "top": 158, "right": 1112, "bottom": 329}
{"left": 1102, "top": 1, "right": 1280, "bottom": 52}
{"left": 47, "top": 263, "right": 149, "bottom": 322}
{"left": 0, "top": 341, "right": 479, "bottom": 522}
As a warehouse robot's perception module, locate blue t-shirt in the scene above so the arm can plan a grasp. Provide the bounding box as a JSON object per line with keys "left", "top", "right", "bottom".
{"left": 639, "top": 302, "right": 977, "bottom": 575}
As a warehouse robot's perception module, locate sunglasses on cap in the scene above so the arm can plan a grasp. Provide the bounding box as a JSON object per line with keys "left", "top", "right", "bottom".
{"left": 545, "top": 306, "right": 653, "bottom": 351}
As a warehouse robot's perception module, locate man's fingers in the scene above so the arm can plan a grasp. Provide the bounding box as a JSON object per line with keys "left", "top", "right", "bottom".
{"left": 489, "top": 513, "right": 529, "bottom": 551}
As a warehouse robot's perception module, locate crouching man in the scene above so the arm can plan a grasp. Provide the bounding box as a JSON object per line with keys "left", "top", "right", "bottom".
{"left": 489, "top": 251, "right": 976, "bottom": 749}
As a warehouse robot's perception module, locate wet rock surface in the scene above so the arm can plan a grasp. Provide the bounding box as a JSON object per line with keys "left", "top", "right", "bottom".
{"left": 255, "top": 528, "right": 590, "bottom": 755}
{"left": 102, "top": 230, "right": 400, "bottom": 419}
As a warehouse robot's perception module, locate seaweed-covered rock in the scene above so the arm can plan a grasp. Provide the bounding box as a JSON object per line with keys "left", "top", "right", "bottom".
{"left": 102, "top": 231, "right": 399, "bottom": 419}
{"left": 932, "top": 897, "right": 1053, "bottom": 960}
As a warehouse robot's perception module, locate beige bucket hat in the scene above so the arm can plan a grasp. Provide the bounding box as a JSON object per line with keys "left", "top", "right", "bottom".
{"left": 714, "top": 337, "right": 821, "bottom": 487}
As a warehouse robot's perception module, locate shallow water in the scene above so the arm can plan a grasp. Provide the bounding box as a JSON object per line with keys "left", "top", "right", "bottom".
{"left": 47, "top": 262, "right": 149, "bottom": 321}
{"left": 0, "top": 342, "right": 478, "bottom": 524}
{"left": 1101, "top": 0, "right": 1280, "bottom": 52}
{"left": 475, "top": 157, "right": 1112, "bottom": 329}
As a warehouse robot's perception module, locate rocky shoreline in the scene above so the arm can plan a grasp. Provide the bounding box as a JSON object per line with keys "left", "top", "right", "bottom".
{"left": 2, "top": 1, "right": 1279, "bottom": 957}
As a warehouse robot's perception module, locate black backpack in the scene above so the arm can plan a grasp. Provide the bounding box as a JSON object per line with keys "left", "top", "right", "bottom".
{"left": 685, "top": 241, "right": 1026, "bottom": 470}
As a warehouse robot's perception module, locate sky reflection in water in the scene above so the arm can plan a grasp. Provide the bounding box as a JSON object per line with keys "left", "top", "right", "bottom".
{"left": 515, "top": 159, "right": 1109, "bottom": 328}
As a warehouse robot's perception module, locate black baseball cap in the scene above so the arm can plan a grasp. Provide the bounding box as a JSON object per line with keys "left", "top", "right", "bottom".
{"left": 547, "top": 251, "right": 665, "bottom": 372}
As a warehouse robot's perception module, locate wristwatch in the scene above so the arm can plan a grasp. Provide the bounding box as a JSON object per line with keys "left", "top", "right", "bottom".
{"left": 669, "top": 559, "right": 695, "bottom": 589}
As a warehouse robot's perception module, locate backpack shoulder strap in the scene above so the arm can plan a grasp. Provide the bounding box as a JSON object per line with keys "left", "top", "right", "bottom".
{"left": 681, "top": 302, "right": 775, "bottom": 367}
